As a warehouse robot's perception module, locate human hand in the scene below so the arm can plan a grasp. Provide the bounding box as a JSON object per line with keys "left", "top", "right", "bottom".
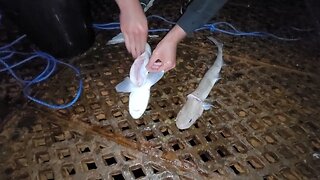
{"left": 147, "top": 40, "right": 177, "bottom": 72}
{"left": 146, "top": 25, "right": 187, "bottom": 72}
{"left": 116, "top": 0, "right": 148, "bottom": 58}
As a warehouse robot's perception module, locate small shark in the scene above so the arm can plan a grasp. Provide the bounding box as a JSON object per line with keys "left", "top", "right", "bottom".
{"left": 116, "top": 44, "right": 164, "bottom": 119}
{"left": 175, "top": 37, "right": 224, "bottom": 129}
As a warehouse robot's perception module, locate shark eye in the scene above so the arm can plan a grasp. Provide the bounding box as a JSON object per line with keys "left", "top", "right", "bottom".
{"left": 189, "top": 119, "right": 192, "bottom": 123}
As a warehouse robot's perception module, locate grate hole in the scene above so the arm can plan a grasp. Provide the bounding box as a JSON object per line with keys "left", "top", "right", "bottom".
{"left": 199, "top": 151, "right": 213, "bottom": 162}
{"left": 220, "top": 132, "right": 226, "bottom": 138}
{"left": 36, "top": 152, "right": 50, "bottom": 163}
{"left": 33, "top": 137, "right": 46, "bottom": 147}
{"left": 263, "top": 175, "right": 277, "bottom": 180}
{"left": 160, "top": 126, "right": 172, "bottom": 136}
{"left": 153, "top": 118, "right": 160, "bottom": 123}
{"left": 264, "top": 134, "right": 277, "bottom": 144}
{"left": 39, "top": 170, "right": 54, "bottom": 180}
{"left": 125, "top": 133, "right": 137, "bottom": 142}
{"left": 216, "top": 146, "right": 230, "bottom": 157}
{"left": 230, "top": 164, "right": 242, "bottom": 175}
{"left": 264, "top": 152, "right": 279, "bottom": 163}
{"left": 151, "top": 114, "right": 161, "bottom": 123}
{"left": 156, "top": 145, "right": 163, "bottom": 152}
{"left": 194, "top": 122, "right": 200, "bottom": 128}
{"left": 119, "top": 121, "right": 130, "bottom": 131}
{"left": 33, "top": 124, "right": 43, "bottom": 132}
{"left": 112, "top": 109, "right": 123, "bottom": 118}
{"left": 150, "top": 164, "right": 163, "bottom": 174}
{"left": 248, "top": 137, "right": 262, "bottom": 147}
{"left": 58, "top": 149, "right": 71, "bottom": 159}
{"left": 170, "top": 140, "right": 183, "bottom": 151}
{"left": 75, "top": 105, "right": 85, "bottom": 114}
{"left": 180, "top": 154, "right": 196, "bottom": 165}
{"left": 187, "top": 136, "right": 200, "bottom": 146}
{"left": 104, "top": 156, "right": 117, "bottom": 166}
{"left": 157, "top": 100, "right": 168, "bottom": 108}
{"left": 90, "top": 103, "right": 101, "bottom": 110}
{"left": 145, "top": 105, "right": 152, "bottom": 112}
{"left": 172, "top": 96, "right": 182, "bottom": 105}
{"left": 86, "top": 161, "right": 97, "bottom": 170}
{"left": 96, "top": 113, "right": 106, "bottom": 122}
{"left": 112, "top": 172, "right": 125, "bottom": 180}
{"left": 122, "top": 152, "right": 135, "bottom": 161}
{"left": 213, "top": 169, "right": 224, "bottom": 175}
{"left": 172, "top": 144, "right": 181, "bottom": 151}
{"left": 62, "top": 165, "right": 76, "bottom": 176}
{"left": 131, "top": 166, "right": 145, "bottom": 179}
{"left": 135, "top": 119, "right": 145, "bottom": 127}
{"left": 163, "top": 87, "right": 172, "bottom": 94}
{"left": 204, "top": 132, "right": 217, "bottom": 142}
{"left": 53, "top": 133, "right": 65, "bottom": 142}
{"left": 167, "top": 111, "right": 175, "bottom": 120}
{"left": 247, "top": 157, "right": 264, "bottom": 169}
{"left": 219, "top": 128, "right": 232, "bottom": 138}
{"left": 277, "top": 129, "right": 292, "bottom": 140}
{"left": 232, "top": 142, "right": 248, "bottom": 153}
{"left": 104, "top": 125, "right": 114, "bottom": 133}
{"left": 143, "top": 130, "right": 155, "bottom": 141}
{"left": 78, "top": 145, "right": 91, "bottom": 153}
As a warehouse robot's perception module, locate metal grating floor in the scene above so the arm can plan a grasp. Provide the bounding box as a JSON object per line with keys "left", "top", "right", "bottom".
{"left": 1, "top": 0, "right": 320, "bottom": 179}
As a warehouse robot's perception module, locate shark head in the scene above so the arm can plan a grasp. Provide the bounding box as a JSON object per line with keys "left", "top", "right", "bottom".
{"left": 175, "top": 96, "right": 205, "bottom": 129}
{"left": 116, "top": 71, "right": 164, "bottom": 119}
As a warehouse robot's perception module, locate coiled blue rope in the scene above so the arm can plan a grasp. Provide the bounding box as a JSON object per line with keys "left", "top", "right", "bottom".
{"left": 0, "top": 35, "right": 83, "bottom": 109}
{"left": 93, "top": 15, "right": 299, "bottom": 41}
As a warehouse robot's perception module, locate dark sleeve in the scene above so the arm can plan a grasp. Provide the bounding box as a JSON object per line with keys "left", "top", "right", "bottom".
{"left": 177, "top": 0, "right": 228, "bottom": 34}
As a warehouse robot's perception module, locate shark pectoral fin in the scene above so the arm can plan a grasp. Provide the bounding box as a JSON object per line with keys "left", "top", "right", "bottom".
{"left": 107, "top": 33, "right": 124, "bottom": 45}
{"left": 145, "top": 71, "right": 164, "bottom": 87}
{"left": 115, "top": 77, "right": 136, "bottom": 93}
{"left": 202, "top": 101, "right": 213, "bottom": 110}
{"left": 129, "top": 88, "right": 150, "bottom": 119}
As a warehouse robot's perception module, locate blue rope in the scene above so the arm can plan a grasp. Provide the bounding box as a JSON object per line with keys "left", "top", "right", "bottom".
{"left": 93, "top": 15, "right": 299, "bottom": 41}
{"left": 0, "top": 35, "right": 83, "bottom": 109}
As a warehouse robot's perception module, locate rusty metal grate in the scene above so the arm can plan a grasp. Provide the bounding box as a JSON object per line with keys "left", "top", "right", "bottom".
{"left": 1, "top": 0, "right": 320, "bottom": 179}
{"left": 1, "top": 109, "right": 211, "bottom": 179}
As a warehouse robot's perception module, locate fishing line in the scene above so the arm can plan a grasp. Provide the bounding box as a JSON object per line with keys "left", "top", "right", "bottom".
{"left": 93, "top": 15, "right": 300, "bottom": 41}
{"left": 0, "top": 35, "right": 83, "bottom": 109}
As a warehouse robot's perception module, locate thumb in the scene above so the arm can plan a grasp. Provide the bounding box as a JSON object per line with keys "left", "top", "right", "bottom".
{"left": 146, "top": 53, "right": 156, "bottom": 68}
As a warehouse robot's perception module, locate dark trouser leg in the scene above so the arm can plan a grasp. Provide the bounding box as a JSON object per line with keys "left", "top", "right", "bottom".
{"left": 0, "top": 0, "right": 94, "bottom": 58}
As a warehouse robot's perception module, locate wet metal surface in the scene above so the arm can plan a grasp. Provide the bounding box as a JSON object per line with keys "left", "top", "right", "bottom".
{"left": 1, "top": 0, "right": 320, "bottom": 179}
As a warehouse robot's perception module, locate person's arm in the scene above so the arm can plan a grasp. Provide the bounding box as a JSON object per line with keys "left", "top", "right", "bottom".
{"left": 177, "top": 0, "right": 227, "bottom": 34}
{"left": 147, "top": 0, "right": 228, "bottom": 72}
{"left": 115, "top": 0, "right": 148, "bottom": 58}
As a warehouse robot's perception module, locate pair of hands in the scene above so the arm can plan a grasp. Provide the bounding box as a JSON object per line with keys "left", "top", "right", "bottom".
{"left": 116, "top": 0, "right": 186, "bottom": 72}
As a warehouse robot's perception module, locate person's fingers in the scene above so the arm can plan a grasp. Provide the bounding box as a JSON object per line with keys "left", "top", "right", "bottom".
{"left": 123, "top": 33, "right": 131, "bottom": 54}
{"left": 136, "top": 28, "right": 147, "bottom": 58}
{"left": 129, "top": 33, "right": 138, "bottom": 58}
{"left": 162, "top": 61, "right": 175, "bottom": 72}
{"left": 147, "top": 54, "right": 158, "bottom": 71}
{"left": 140, "top": 29, "right": 147, "bottom": 55}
